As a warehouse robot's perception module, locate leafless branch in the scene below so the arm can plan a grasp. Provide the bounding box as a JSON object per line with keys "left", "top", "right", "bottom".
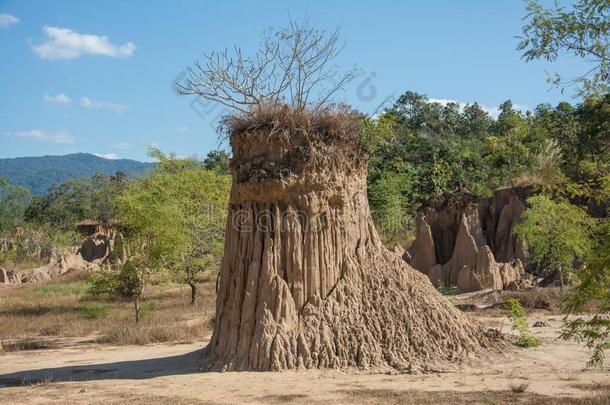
{"left": 177, "top": 17, "right": 360, "bottom": 113}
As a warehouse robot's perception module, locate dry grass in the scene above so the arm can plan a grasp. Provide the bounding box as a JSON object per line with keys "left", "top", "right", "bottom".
{"left": 0, "top": 274, "right": 217, "bottom": 351}
{"left": 504, "top": 288, "right": 566, "bottom": 311}
{"left": 510, "top": 382, "right": 530, "bottom": 394}
{"left": 96, "top": 317, "right": 209, "bottom": 345}
{"left": 339, "top": 388, "right": 610, "bottom": 405}
{"left": 223, "top": 104, "right": 363, "bottom": 141}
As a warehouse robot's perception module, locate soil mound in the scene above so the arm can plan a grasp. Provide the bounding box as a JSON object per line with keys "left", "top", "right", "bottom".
{"left": 204, "top": 106, "right": 495, "bottom": 372}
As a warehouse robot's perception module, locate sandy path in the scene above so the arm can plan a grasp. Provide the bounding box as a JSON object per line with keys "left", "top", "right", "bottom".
{"left": 0, "top": 313, "right": 608, "bottom": 404}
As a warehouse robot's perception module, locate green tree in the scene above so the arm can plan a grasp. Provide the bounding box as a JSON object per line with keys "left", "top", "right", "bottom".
{"left": 99, "top": 150, "right": 230, "bottom": 318}
{"left": 561, "top": 220, "right": 610, "bottom": 367}
{"left": 514, "top": 195, "right": 595, "bottom": 287}
{"left": 203, "top": 150, "right": 230, "bottom": 175}
{"left": 368, "top": 170, "right": 414, "bottom": 242}
{"left": 157, "top": 153, "right": 230, "bottom": 304}
{"left": 24, "top": 172, "right": 126, "bottom": 230}
{"left": 0, "top": 177, "right": 32, "bottom": 234}
{"left": 506, "top": 298, "right": 542, "bottom": 348}
{"left": 116, "top": 168, "right": 187, "bottom": 322}
{"left": 518, "top": 0, "right": 609, "bottom": 97}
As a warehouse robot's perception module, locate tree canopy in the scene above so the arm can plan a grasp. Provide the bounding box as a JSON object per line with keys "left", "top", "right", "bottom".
{"left": 518, "top": 0, "right": 609, "bottom": 97}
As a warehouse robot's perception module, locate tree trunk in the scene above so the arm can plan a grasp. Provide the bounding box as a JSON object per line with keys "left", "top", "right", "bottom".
{"left": 203, "top": 108, "right": 493, "bottom": 372}
{"left": 134, "top": 297, "right": 140, "bottom": 324}
{"left": 190, "top": 281, "right": 197, "bottom": 305}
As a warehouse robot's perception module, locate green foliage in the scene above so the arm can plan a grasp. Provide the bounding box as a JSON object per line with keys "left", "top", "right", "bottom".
{"left": 367, "top": 92, "right": 534, "bottom": 238}
{"left": 436, "top": 281, "right": 459, "bottom": 296}
{"left": 78, "top": 303, "right": 111, "bottom": 319}
{"left": 368, "top": 170, "right": 413, "bottom": 241}
{"left": 514, "top": 334, "right": 543, "bottom": 349}
{"left": 0, "top": 249, "right": 15, "bottom": 267}
{"left": 10, "top": 225, "right": 81, "bottom": 262}
{"left": 110, "top": 148, "right": 230, "bottom": 310}
{"left": 87, "top": 271, "right": 121, "bottom": 297}
{"left": 203, "top": 150, "right": 230, "bottom": 175}
{"left": 24, "top": 172, "right": 127, "bottom": 230}
{"left": 32, "top": 282, "right": 88, "bottom": 298}
{"left": 116, "top": 260, "right": 144, "bottom": 299}
{"left": 118, "top": 175, "right": 186, "bottom": 274}
{"left": 518, "top": 0, "right": 609, "bottom": 97}
{"left": 0, "top": 177, "right": 31, "bottom": 234}
{"left": 561, "top": 220, "right": 610, "bottom": 367}
{"left": 144, "top": 149, "right": 230, "bottom": 286}
{"left": 139, "top": 301, "right": 156, "bottom": 319}
{"left": 365, "top": 90, "right": 609, "bottom": 242}
{"left": 506, "top": 298, "right": 542, "bottom": 348}
{"left": 515, "top": 195, "right": 595, "bottom": 280}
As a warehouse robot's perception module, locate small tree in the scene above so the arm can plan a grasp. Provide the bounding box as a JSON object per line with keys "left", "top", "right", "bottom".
{"left": 203, "top": 150, "right": 230, "bottom": 175}
{"left": 514, "top": 195, "right": 595, "bottom": 288}
{"left": 135, "top": 149, "right": 230, "bottom": 305}
{"left": 178, "top": 213, "right": 225, "bottom": 304}
{"left": 116, "top": 170, "right": 187, "bottom": 322}
{"left": 561, "top": 220, "right": 610, "bottom": 367}
{"left": 168, "top": 166, "right": 229, "bottom": 304}
{"left": 0, "top": 177, "right": 31, "bottom": 234}
{"left": 506, "top": 298, "right": 542, "bottom": 348}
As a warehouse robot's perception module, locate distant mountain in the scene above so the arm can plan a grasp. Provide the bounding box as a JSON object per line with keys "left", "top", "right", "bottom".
{"left": 0, "top": 153, "right": 153, "bottom": 195}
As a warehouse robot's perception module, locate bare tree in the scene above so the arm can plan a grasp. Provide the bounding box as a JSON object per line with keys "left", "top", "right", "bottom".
{"left": 177, "top": 17, "right": 360, "bottom": 113}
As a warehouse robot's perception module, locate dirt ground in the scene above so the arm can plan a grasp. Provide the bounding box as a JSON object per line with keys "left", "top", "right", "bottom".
{"left": 0, "top": 310, "right": 608, "bottom": 404}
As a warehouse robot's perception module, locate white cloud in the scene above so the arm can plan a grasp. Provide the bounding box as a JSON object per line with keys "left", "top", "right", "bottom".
{"left": 44, "top": 93, "right": 71, "bottom": 104}
{"left": 428, "top": 98, "right": 530, "bottom": 119}
{"left": 13, "top": 129, "right": 74, "bottom": 144}
{"left": 512, "top": 104, "right": 530, "bottom": 113}
{"left": 114, "top": 141, "right": 130, "bottom": 150}
{"left": 93, "top": 152, "right": 118, "bottom": 160}
{"left": 31, "top": 26, "right": 136, "bottom": 60}
{"left": 428, "top": 98, "right": 458, "bottom": 106}
{"left": 175, "top": 125, "right": 190, "bottom": 132}
{"left": 80, "top": 97, "right": 127, "bottom": 113}
{"left": 0, "top": 14, "right": 19, "bottom": 29}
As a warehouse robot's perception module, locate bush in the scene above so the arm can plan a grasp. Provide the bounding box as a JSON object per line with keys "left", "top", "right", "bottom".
{"left": 506, "top": 298, "right": 542, "bottom": 348}
{"left": 436, "top": 281, "right": 460, "bottom": 296}
{"left": 87, "top": 271, "right": 122, "bottom": 297}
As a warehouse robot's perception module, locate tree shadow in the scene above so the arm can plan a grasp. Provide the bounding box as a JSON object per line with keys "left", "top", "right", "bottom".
{"left": 0, "top": 348, "right": 204, "bottom": 387}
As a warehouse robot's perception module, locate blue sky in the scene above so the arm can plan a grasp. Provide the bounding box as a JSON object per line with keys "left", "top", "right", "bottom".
{"left": 0, "top": 0, "right": 588, "bottom": 161}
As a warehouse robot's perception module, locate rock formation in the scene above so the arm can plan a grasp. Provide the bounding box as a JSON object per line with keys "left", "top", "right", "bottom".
{"left": 0, "top": 223, "right": 125, "bottom": 284}
{"left": 76, "top": 220, "right": 125, "bottom": 265}
{"left": 406, "top": 188, "right": 533, "bottom": 292}
{"left": 203, "top": 106, "right": 493, "bottom": 372}
{"left": 6, "top": 249, "right": 98, "bottom": 284}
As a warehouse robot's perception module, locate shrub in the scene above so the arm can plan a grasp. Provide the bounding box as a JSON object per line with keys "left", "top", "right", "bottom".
{"left": 436, "top": 281, "right": 460, "bottom": 296}
{"left": 87, "top": 271, "right": 120, "bottom": 297}
{"left": 506, "top": 298, "right": 542, "bottom": 348}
